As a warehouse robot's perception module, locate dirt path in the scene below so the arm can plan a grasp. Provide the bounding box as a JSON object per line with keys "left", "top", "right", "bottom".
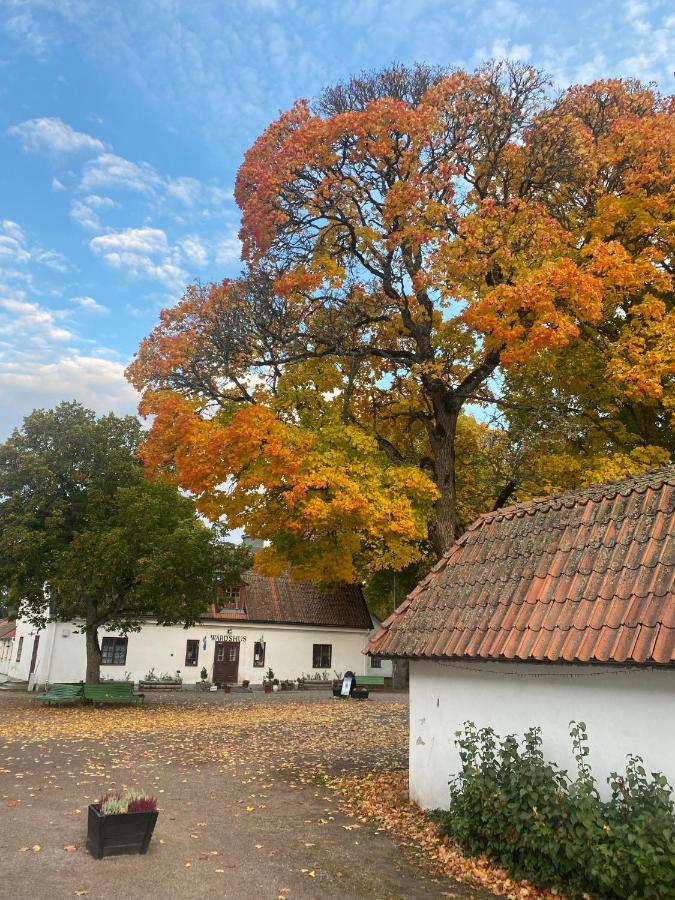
{"left": 0, "top": 691, "right": 492, "bottom": 899}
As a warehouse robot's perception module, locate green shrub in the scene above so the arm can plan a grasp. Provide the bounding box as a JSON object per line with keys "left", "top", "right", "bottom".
{"left": 443, "top": 722, "right": 675, "bottom": 899}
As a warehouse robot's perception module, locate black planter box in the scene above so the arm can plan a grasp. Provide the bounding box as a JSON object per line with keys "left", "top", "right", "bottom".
{"left": 86, "top": 804, "right": 158, "bottom": 859}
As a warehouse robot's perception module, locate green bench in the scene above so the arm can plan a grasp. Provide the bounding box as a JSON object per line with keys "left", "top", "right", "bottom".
{"left": 358, "top": 675, "right": 386, "bottom": 688}
{"left": 84, "top": 682, "right": 145, "bottom": 705}
{"left": 33, "top": 683, "right": 84, "bottom": 706}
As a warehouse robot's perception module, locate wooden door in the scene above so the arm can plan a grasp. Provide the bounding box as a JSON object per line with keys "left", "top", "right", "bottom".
{"left": 29, "top": 635, "right": 40, "bottom": 675}
{"left": 213, "top": 641, "right": 239, "bottom": 684}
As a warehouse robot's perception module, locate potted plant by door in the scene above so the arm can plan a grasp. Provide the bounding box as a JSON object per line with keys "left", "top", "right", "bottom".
{"left": 196, "top": 666, "right": 210, "bottom": 691}
{"left": 263, "top": 667, "right": 274, "bottom": 693}
{"left": 87, "top": 790, "right": 158, "bottom": 859}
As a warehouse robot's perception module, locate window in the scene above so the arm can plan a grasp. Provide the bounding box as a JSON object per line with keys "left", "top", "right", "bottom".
{"left": 15, "top": 636, "right": 23, "bottom": 662}
{"left": 101, "top": 636, "right": 128, "bottom": 666}
{"left": 312, "top": 643, "right": 332, "bottom": 668}
{"left": 370, "top": 657, "right": 382, "bottom": 669}
{"left": 185, "top": 640, "right": 199, "bottom": 667}
{"left": 216, "top": 585, "right": 241, "bottom": 612}
{"left": 253, "top": 640, "right": 265, "bottom": 667}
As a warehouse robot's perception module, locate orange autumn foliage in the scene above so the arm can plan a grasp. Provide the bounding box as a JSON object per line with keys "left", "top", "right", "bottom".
{"left": 136, "top": 387, "right": 437, "bottom": 584}
{"left": 130, "top": 64, "right": 673, "bottom": 577}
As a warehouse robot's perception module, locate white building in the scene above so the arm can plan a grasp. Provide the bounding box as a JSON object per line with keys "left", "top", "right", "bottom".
{"left": 0, "top": 619, "right": 16, "bottom": 680}
{"left": 7, "top": 571, "right": 391, "bottom": 688}
{"left": 367, "top": 466, "right": 675, "bottom": 807}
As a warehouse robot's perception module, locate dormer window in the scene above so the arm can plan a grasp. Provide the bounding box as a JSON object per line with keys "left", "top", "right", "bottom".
{"left": 216, "top": 584, "right": 242, "bottom": 612}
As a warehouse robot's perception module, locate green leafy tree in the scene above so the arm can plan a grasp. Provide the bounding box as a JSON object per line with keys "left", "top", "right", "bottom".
{"left": 211, "top": 528, "right": 254, "bottom": 599}
{"left": 0, "top": 402, "right": 218, "bottom": 683}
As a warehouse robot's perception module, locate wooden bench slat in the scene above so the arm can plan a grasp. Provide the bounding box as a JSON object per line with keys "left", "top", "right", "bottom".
{"left": 83, "top": 683, "right": 144, "bottom": 704}
{"left": 33, "top": 683, "right": 84, "bottom": 705}
{"left": 358, "top": 676, "right": 386, "bottom": 685}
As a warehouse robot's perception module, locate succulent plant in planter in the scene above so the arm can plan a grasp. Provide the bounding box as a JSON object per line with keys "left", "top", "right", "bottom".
{"left": 87, "top": 789, "right": 159, "bottom": 859}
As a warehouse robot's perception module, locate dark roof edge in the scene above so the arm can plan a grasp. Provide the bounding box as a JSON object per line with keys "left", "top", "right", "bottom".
{"left": 364, "top": 651, "right": 674, "bottom": 667}
{"left": 201, "top": 616, "right": 370, "bottom": 630}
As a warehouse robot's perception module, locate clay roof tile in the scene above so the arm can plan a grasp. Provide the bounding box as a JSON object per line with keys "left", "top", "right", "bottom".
{"left": 367, "top": 466, "right": 675, "bottom": 665}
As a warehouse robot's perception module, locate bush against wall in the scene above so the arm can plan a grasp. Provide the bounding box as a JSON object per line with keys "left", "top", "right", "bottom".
{"left": 443, "top": 722, "right": 675, "bottom": 899}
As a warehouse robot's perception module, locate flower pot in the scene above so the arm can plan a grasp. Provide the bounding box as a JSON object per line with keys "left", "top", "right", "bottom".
{"left": 263, "top": 683, "right": 272, "bottom": 693}
{"left": 272, "top": 684, "right": 280, "bottom": 692}
{"left": 86, "top": 804, "right": 158, "bottom": 859}
{"left": 222, "top": 684, "right": 231, "bottom": 693}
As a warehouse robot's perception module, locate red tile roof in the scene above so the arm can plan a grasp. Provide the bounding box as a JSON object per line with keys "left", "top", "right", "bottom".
{"left": 367, "top": 466, "right": 675, "bottom": 665}
{"left": 0, "top": 619, "right": 16, "bottom": 640}
{"left": 206, "top": 572, "right": 372, "bottom": 630}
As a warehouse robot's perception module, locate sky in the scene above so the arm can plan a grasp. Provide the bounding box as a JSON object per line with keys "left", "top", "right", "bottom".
{"left": 0, "top": 0, "right": 673, "bottom": 438}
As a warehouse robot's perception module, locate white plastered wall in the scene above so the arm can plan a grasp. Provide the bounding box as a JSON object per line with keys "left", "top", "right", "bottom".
{"left": 13, "top": 617, "right": 378, "bottom": 686}
{"left": 409, "top": 658, "right": 675, "bottom": 809}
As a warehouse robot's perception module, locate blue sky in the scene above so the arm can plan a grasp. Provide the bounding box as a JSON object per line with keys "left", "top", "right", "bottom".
{"left": 0, "top": 0, "right": 673, "bottom": 437}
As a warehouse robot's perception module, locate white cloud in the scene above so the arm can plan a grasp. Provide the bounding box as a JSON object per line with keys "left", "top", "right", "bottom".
{"left": 81, "top": 153, "right": 162, "bottom": 194}
{"left": 166, "top": 176, "right": 202, "bottom": 205}
{"left": 214, "top": 234, "right": 242, "bottom": 265}
{"left": 0, "top": 219, "right": 70, "bottom": 274}
{"left": 90, "top": 226, "right": 187, "bottom": 288}
{"left": 0, "top": 220, "right": 31, "bottom": 265}
{"left": 91, "top": 226, "right": 169, "bottom": 257}
{"left": 8, "top": 117, "right": 104, "bottom": 155}
{"left": 34, "top": 249, "right": 70, "bottom": 272}
{"left": 51, "top": 177, "right": 66, "bottom": 191}
{"left": 2, "top": 7, "right": 54, "bottom": 61}
{"left": 0, "top": 294, "right": 72, "bottom": 344}
{"left": 0, "top": 354, "right": 139, "bottom": 439}
{"left": 71, "top": 295, "right": 109, "bottom": 315}
{"left": 179, "top": 235, "right": 208, "bottom": 267}
{"left": 1, "top": 219, "right": 26, "bottom": 245}
{"left": 78, "top": 152, "right": 232, "bottom": 225}
{"left": 69, "top": 194, "right": 118, "bottom": 231}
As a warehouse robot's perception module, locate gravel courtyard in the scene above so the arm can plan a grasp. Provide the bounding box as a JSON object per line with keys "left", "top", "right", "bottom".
{"left": 0, "top": 690, "right": 490, "bottom": 900}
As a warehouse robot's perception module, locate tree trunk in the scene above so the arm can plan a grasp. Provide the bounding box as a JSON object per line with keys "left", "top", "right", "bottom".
{"left": 85, "top": 610, "right": 102, "bottom": 684}
{"left": 428, "top": 411, "right": 459, "bottom": 559}
{"left": 391, "top": 658, "right": 409, "bottom": 690}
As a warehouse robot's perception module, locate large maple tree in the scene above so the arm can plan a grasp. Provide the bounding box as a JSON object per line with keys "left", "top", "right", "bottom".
{"left": 128, "top": 63, "right": 673, "bottom": 579}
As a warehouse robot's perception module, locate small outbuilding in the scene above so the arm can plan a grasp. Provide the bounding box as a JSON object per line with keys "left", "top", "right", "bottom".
{"left": 367, "top": 466, "right": 675, "bottom": 808}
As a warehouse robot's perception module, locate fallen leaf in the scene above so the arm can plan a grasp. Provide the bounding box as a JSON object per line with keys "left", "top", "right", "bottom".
{"left": 32, "top": 845, "right": 42, "bottom": 852}
{"left": 64, "top": 844, "right": 77, "bottom": 852}
{"left": 6, "top": 799, "right": 17, "bottom": 807}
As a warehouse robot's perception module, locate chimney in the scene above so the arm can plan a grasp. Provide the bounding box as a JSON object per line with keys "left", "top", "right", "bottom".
{"left": 242, "top": 534, "right": 265, "bottom": 552}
